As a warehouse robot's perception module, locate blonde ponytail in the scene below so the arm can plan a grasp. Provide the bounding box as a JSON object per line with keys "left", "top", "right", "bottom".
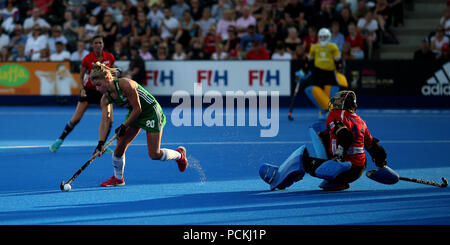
{"left": 90, "top": 61, "right": 120, "bottom": 81}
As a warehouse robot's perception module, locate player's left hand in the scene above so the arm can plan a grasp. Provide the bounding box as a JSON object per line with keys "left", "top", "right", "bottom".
{"left": 93, "top": 140, "right": 105, "bottom": 156}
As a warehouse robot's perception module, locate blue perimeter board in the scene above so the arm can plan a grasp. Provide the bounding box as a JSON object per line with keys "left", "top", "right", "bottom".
{"left": 0, "top": 105, "right": 449, "bottom": 225}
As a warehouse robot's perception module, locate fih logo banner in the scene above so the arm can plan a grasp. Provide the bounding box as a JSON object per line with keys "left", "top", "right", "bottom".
{"left": 422, "top": 62, "right": 450, "bottom": 96}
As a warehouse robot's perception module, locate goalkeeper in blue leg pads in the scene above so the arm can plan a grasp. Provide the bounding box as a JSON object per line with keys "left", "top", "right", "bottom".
{"left": 260, "top": 90, "right": 394, "bottom": 191}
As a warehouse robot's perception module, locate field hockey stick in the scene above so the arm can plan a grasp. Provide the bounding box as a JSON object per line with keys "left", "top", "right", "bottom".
{"left": 288, "top": 80, "right": 301, "bottom": 121}
{"left": 60, "top": 134, "right": 117, "bottom": 191}
{"left": 399, "top": 176, "right": 448, "bottom": 188}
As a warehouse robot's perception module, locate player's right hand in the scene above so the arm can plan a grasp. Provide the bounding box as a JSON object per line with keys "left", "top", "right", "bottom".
{"left": 115, "top": 124, "right": 127, "bottom": 137}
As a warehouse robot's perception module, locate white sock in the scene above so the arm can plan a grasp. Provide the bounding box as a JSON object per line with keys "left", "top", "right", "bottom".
{"left": 112, "top": 154, "right": 125, "bottom": 179}
{"left": 160, "top": 148, "right": 181, "bottom": 161}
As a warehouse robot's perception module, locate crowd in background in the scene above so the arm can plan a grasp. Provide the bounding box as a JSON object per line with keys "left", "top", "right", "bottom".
{"left": 0, "top": 0, "right": 405, "bottom": 63}
{"left": 414, "top": 2, "right": 450, "bottom": 62}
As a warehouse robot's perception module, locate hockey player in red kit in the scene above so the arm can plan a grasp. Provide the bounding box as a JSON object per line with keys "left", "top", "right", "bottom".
{"left": 260, "top": 90, "right": 389, "bottom": 191}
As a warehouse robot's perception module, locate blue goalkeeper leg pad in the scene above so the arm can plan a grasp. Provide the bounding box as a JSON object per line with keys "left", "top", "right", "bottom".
{"left": 259, "top": 145, "right": 307, "bottom": 190}
{"left": 315, "top": 160, "right": 352, "bottom": 180}
{"left": 366, "top": 166, "right": 399, "bottom": 184}
{"left": 308, "top": 122, "right": 328, "bottom": 159}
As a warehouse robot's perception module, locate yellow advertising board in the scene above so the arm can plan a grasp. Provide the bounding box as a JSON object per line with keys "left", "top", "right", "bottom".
{"left": 0, "top": 62, "right": 80, "bottom": 95}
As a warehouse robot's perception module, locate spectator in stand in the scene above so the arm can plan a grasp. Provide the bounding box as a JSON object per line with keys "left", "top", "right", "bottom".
{"left": 8, "top": 24, "right": 27, "bottom": 55}
{"left": 1, "top": 0, "right": 19, "bottom": 21}
{"left": 70, "top": 40, "right": 90, "bottom": 61}
{"left": 229, "top": 48, "right": 240, "bottom": 60}
{"left": 264, "top": 22, "right": 283, "bottom": 54}
{"left": 387, "top": 0, "right": 404, "bottom": 27}
{"left": 336, "top": 0, "right": 358, "bottom": 12}
{"left": 271, "top": 41, "right": 292, "bottom": 60}
{"left": 80, "top": 15, "right": 102, "bottom": 44}
{"left": 240, "top": 24, "right": 264, "bottom": 53}
{"left": 125, "top": 46, "right": 146, "bottom": 85}
{"left": 160, "top": 7, "right": 179, "bottom": 43}
{"left": 0, "top": 26, "right": 9, "bottom": 50}
{"left": 273, "top": 0, "right": 286, "bottom": 25}
{"left": 50, "top": 41, "right": 71, "bottom": 61}
{"left": 284, "top": 0, "right": 306, "bottom": 23}
{"left": 23, "top": 8, "right": 50, "bottom": 34}
{"left": 197, "top": 7, "right": 216, "bottom": 37}
{"left": 111, "top": 39, "right": 130, "bottom": 60}
{"left": 189, "top": 0, "right": 204, "bottom": 21}
{"left": 203, "top": 24, "right": 221, "bottom": 59}
{"left": 156, "top": 42, "right": 170, "bottom": 60}
{"left": 293, "top": 44, "right": 307, "bottom": 60}
{"left": 93, "top": 0, "right": 113, "bottom": 24}
{"left": 251, "top": 0, "right": 265, "bottom": 22}
{"left": 48, "top": 25, "right": 68, "bottom": 55}
{"left": 118, "top": 12, "right": 133, "bottom": 45}
{"left": 357, "top": 10, "right": 379, "bottom": 58}
{"left": 211, "top": 42, "right": 229, "bottom": 60}
{"left": 32, "top": 47, "right": 50, "bottom": 61}
{"left": 440, "top": 7, "right": 450, "bottom": 37}
{"left": 63, "top": 10, "right": 81, "bottom": 53}
{"left": 211, "top": 0, "right": 232, "bottom": 22}
{"left": 345, "top": 22, "right": 364, "bottom": 59}
{"left": 0, "top": 46, "right": 10, "bottom": 61}
{"left": 284, "top": 26, "right": 302, "bottom": 56}
{"left": 245, "top": 40, "right": 270, "bottom": 60}
{"left": 100, "top": 11, "right": 118, "bottom": 52}
{"left": 175, "top": 10, "right": 199, "bottom": 48}
{"left": 12, "top": 43, "right": 30, "bottom": 61}
{"left": 330, "top": 21, "right": 345, "bottom": 52}
{"left": 172, "top": 42, "right": 187, "bottom": 60}
{"left": 353, "top": 0, "right": 369, "bottom": 20}
{"left": 25, "top": 24, "right": 48, "bottom": 58}
{"left": 430, "top": 27, "right": 450, "bottom": 58}
{"left": 187, "top": 39, "right": 206, "bottom": 60}
{"left": 111, "top": 0, "right": 126, "bottom": 23}
{"left": 413, "top": 38, "right": 435, "bottom": 61}
{"left": 223, "top": 25, "right": 241, "bottom": 54}
{"left": 312, "top": 0, "right": 335, "bottom": 30}
{"left": 132, "top": 11, "right": 151, "bottom": 47}
{"left": 341, "top": 41, "right": 355, "bottom": 60}
{"left": 303, "top": 25, "right": 318, "bottom": 52}
{"left": 147, "top": 2, "right": 164, "bottom": 34}
{"left": 336, "top": 7, "right": 356, "bottom": 37}
{"left": 140, "top": 39, "right": 154, "bottom": 60}
{"left": 235, "top": 5, "right": 257, "bottom": 38}
{"left": 256, "top": 7, "right": 273, "bottom": 35}
{"left": 171, "top": 0, "right": 191, "bottom": 20}
{"left": 217, "top": 9, "right": 236, "bottom": 41}
{"left": 438, "top": 43, "right": 450, "bottom": 62}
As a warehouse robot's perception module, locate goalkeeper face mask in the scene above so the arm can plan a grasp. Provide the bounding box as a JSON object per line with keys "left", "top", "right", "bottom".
{"left": 328, "top": 90, "right": 357, "bottom": 112}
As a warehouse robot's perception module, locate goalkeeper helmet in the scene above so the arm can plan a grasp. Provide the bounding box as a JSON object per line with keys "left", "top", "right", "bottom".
{"left": 318, "top": 28, "right": 331, "bottom": 46}
{"left": 329, "top": 90, "right": 357, "bottom": 112}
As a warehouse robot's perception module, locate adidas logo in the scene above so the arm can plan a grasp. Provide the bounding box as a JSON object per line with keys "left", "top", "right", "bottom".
{"left": 422, "top": 62, "right": 450, "bottom": 96}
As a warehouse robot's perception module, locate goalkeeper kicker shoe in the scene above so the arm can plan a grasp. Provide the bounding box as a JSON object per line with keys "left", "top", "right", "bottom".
{"left": 49, "top": 138, "right": 63, "bottom": 152}
{"left": 176, "top": 146, "right": 188, "bottom": 172}
{"left": 100, "top": 176, "right": 125, "bottom": 187}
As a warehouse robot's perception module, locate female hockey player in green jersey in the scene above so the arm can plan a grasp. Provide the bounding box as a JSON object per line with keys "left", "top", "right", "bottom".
{"left": 90, "top": 61, "right": 188, "bottom": 187}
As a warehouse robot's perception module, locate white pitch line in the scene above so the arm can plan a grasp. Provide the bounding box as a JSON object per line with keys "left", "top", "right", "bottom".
{"left": 1, "top": 140, "right": 450, "bottom": 149}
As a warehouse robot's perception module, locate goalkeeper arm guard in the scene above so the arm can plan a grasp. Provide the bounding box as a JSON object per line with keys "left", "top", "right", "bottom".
{"left": 366, "top": 138, "right": 387, "bottom": 167}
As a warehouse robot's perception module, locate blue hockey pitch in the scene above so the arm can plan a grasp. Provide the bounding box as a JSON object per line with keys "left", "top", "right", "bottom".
{"left": 0, "top": 106, "right": 449, "bottom": 225}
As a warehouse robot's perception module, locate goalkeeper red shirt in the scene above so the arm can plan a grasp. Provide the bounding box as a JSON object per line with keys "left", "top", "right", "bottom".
{"left": 326, "top": 109, "right": 374, "bottom": 167}
{"left": 81, "top": 50, "right": 116, "bottom": 90}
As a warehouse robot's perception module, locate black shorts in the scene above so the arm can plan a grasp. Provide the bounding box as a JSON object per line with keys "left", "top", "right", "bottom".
{"left": 302, "top": 67, "right": 338, "bottom": 88}
{"left": 333, "top": 163, "right": 366, "bottom": 184}
{"left": 79, "top": 88, "right": 103, "bottom": 104}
